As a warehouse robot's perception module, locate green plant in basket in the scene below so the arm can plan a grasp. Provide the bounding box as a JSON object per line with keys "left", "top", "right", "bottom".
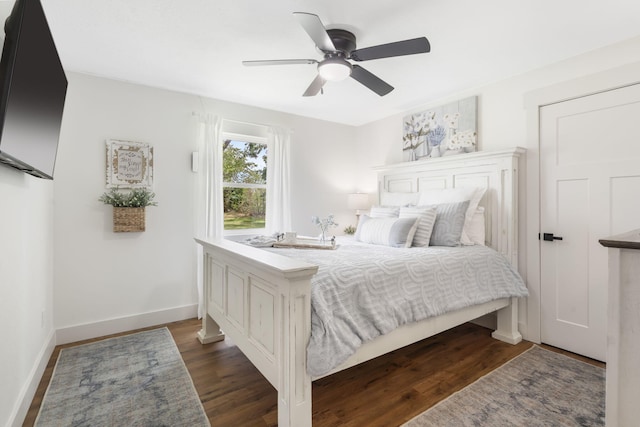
{"left": 99, "top": 187, "right": 158, "bottom": 207}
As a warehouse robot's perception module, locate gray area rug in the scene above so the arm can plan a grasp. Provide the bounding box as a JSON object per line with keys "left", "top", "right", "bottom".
{"left": 35, "top": 327, "right": 210, "bottom": 427}
{"left": 403, "top": 345, "right": 605, "bottom": 427}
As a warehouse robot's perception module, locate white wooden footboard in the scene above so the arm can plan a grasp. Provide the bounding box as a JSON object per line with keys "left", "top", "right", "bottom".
{"left": 196, "top": 237, "right": 317, "bottom": 427}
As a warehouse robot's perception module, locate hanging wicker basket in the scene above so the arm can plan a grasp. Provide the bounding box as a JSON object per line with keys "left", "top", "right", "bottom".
{"left": 113, "top": 207, "right": 146, "bottom": 232}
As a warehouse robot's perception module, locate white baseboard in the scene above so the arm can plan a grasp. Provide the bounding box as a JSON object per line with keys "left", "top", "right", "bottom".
{"left": 520, "top": 321, "right": 535, "bottom": 343}
{"left": 9, "top": 328, "right": 56, "bottom": 427}
{"left": 56, "top": 304, "right": 198, "bottom": 345}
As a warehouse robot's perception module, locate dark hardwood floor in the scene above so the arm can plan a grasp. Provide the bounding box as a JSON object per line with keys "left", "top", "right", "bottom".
{"left": 23, "top": 319, "right": 603, "bottom": 426}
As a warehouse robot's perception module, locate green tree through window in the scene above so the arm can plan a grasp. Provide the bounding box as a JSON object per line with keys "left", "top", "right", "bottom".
{"left": 222, "top": 139, "right": 267, "bottom": 230}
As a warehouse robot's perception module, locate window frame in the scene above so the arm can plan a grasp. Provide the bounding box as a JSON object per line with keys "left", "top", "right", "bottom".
{"left": 221, "top": 132, "right": 269, "bottom": 236}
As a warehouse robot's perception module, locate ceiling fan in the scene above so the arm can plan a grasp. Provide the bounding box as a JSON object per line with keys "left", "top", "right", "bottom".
{"left": 242, "top": 12, "right": 430, "bottom": 97}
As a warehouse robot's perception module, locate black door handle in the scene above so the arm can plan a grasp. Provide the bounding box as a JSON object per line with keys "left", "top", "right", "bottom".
{"left": 543, "top": 233, "right": 563, "bottom": 242}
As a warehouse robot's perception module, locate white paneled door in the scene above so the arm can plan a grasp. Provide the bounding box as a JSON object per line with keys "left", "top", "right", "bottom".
{"left": 540, "top": 83, "right": 640, "bottom": 362}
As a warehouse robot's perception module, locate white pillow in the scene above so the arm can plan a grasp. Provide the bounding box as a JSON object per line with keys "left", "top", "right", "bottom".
{"left": 369, "top": 205, "right": 400, "bottom": 218}
{"left": 380, "top": 191, "right": 419, "bottom": 207}
{"left": 354, "top": 215, "right": 419, "bottom": 248}
{"left": 466, "top": 207, "right": 486, "bottom": 246}
{"left": 417, "top": 187, "right": 486, "bottom": 245}
{"left": 399, "top": 206, "right": 437, "bottom": 247}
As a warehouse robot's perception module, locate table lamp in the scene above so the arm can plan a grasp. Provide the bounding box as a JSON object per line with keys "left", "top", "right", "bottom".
{"left": 347, "top": 193, "right": 369, "bottom": 223}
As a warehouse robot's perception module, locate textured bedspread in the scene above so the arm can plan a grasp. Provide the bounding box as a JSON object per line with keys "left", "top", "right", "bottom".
{"left": 266, "top": 238, "right": 528, "bottom": 377}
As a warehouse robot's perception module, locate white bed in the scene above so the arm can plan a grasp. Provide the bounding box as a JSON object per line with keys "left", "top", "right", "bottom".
{"left": 196, "top": 147, "right": 526, "bottom": 427}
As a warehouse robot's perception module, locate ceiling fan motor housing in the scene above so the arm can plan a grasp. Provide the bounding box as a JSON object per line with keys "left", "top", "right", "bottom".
{"left": 326, "top": 29, "right": 357, "bottom": 56}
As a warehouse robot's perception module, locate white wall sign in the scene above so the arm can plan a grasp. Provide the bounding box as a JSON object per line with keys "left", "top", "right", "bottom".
{"left": 106, "top": 139, "right": 154, "bottom": 188}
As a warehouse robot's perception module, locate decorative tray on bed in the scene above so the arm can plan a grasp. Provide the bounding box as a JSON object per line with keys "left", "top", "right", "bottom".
{"left": 273, "top": 237, "right": 337, "bottom": 250}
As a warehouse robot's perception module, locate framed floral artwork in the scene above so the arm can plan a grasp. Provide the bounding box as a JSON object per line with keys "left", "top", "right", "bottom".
{"left": 106, "top": 139, "right": 154, "bottom": 188}
{"left": 402, "top": 96, "right": 477, "bottom": 161}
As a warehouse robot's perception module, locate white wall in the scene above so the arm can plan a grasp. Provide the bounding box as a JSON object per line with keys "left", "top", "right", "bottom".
{"left": 355, "top": 35, "right": 640, "bottom": 179}
{"left": 52, "top": 73, "right": 357, "bottom": 343}
{"left": 0, "top": 2, "right": 57, "bottom": 424}
{"left": 0, "top": 169, "right": 56, "bottom": 425}
{"left": 354, "top": 35, "right": 640, "bottom": 340}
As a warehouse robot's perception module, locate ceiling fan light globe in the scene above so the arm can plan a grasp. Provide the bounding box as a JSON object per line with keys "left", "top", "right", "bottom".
{"left": 318, "top": 58, "right": 352, "bottom": 81}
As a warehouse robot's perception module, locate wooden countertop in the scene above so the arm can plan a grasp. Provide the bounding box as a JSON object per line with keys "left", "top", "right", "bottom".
{"left": 599, "top": 229, "right": 640, "bottom": 250}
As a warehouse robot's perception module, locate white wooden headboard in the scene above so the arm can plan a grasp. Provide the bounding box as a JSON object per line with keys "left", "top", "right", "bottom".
{"left": 373, "top": 147, "right": 525, "bottom": 267}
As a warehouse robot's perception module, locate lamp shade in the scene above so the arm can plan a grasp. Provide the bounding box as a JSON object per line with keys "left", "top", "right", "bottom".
{"left": 348, "top": 193, "right": 369, "bottom": 211}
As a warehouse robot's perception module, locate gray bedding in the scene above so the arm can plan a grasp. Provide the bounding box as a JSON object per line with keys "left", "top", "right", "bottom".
{"left": 266, "top": 238, "right": 528, "bottom": 377}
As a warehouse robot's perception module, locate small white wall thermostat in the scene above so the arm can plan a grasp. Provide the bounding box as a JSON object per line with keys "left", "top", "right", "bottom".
{"left": 191, "top": 152, "right": 199, "bottom": 173}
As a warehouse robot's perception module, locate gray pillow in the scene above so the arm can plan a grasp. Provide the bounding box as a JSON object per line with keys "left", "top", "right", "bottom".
{"left": 399, "top": 205, "right": 438, "bottom": 247}
{"left": 429, "top": 201, "right": 470, "bottom": 246}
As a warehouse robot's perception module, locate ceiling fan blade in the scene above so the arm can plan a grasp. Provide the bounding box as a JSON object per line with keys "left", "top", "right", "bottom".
{"left": 243, "top": 59, "right": 318, "bottom": 66}
{"left": 302, "top": 74, "right": 326, "bottom": 97}
{"left": 350, "top": 65, "right": 394, "bottom": 96}
{"left": 350, "top": 37, "right": 430, "bottom": 62}
{"left": 293, "top": 12, "right": 336, "bottom": 52}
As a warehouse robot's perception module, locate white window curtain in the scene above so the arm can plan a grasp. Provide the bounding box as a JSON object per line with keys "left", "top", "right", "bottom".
{"left": 195, "top": 113, "right": 222, "bottom": 318}
{"left": 265, "top": 126, "right": 292, "bottom": 235}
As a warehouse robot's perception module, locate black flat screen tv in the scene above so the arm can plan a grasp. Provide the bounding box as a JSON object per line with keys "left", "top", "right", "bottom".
{"left": 0, "top": 0, "right": 67, "bottom": 179}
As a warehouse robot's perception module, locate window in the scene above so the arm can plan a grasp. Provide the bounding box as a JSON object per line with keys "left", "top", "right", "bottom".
{"left": 222, "top": 138, "right": 268, "bottom": 231}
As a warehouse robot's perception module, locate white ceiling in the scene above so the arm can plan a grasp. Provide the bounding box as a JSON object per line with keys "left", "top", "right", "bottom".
{"left": 41, "top": 0, "right": 640, "bottom": 126}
